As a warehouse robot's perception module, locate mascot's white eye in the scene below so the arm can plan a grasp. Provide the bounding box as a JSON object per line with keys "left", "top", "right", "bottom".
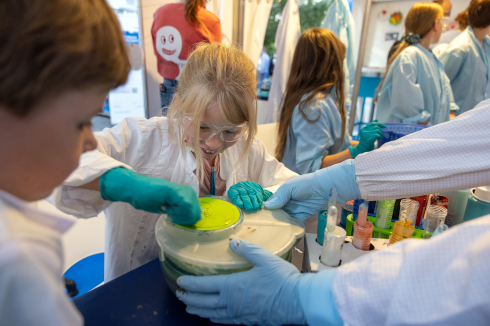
{"left": 170, "top": 35, "right": 174, "bottom": 43}
{"left": 161, "top": 36, "right": 166, "bottom": 44}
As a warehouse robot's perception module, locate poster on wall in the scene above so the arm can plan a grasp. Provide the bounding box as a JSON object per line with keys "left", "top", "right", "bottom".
{"left": 107, "top": 0, "right": 147, "bottom": 125}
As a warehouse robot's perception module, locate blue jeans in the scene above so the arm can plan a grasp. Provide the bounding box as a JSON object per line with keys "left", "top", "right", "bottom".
{"left": 160, "top": 79, "right": 178, "bottom": 116}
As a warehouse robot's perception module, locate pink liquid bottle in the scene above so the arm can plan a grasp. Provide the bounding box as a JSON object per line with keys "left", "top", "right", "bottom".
{"left": 353, "top": 203, "right": 373, "bottom": 251}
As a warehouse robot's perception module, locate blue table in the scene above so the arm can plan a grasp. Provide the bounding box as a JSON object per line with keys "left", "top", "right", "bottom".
{"left": 73, "top": 258, "right": 220, "bottom": 325}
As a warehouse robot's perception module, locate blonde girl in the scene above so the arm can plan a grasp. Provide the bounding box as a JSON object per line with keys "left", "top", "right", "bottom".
{"left": 375, "top": 3, "right": 459, "bottom": 125}
{"left": 52, "top": 43, "right": 297, "bottom": 281}
{"left": 277, "top": 28, "right": 384, "bottom": 175}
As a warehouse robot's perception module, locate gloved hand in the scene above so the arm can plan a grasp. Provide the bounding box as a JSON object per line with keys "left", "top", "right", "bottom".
{"left": 177, "top": 239, "right": 306, "bottom": 325}
{"left": 228, "top": 181, "right": 272, "bottom": 212}
{"left": 264, "top": 160, "right": 361, "bottom": 221}
{"left": 349, "top": 120, "right": 385, "bottom": 158}
{"left": 99, "top": 167, "right": 201, "bottom": 225}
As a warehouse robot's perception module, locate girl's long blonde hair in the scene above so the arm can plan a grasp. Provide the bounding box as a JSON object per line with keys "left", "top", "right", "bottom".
{"left": 275, "top": 28, "right": 346, "bottom": 162}
{"left": 375, "top": 3, "right": 443, "bottom": 102}
{"left": 167, "top": 42, "right": 257, "bottom": 182}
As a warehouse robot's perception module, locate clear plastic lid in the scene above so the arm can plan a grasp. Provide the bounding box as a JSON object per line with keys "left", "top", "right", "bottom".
{"left": 155, "top": 196, "right": 305, "bottom": 269}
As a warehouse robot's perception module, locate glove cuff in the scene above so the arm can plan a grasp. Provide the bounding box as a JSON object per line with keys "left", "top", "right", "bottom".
{"left": 99, "top": 167, "right": 138, "bottom": 202}
{"left": 349, "top": 145, "right": 360, "bottom": 159}
{"left": 298, "top": 270, "right": 343, "bottom": 326}
{"left": 314, "top": 159, "right": 361, "bottom": 204}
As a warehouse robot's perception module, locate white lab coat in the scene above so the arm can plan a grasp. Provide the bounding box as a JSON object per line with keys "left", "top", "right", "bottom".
{"left": 52, "top": 117, "right": 297, "bottom": 281}
{"left": 300, "top": 99, "right": 490, "bottom": 325}
{"left": 265, "top": 0, "right": 301, "bottom": 123}
{"left": 321, "top": 0, "right": 356, "bottom": 116}
{"left": 0, "top": 190, "right": 83, "bottom": 326}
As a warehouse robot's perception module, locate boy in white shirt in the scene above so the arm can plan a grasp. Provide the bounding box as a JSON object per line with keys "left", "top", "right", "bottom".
{"left": 0, "top": 0, "right": 131, "bottom": 324}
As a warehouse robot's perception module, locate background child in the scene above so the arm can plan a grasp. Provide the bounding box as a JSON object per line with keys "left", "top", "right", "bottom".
{"left": 375, "top": 3, "right": 459, "bottom": 126}
{"left": 276, "top": 28, "right": 384, "bottom": 175}
{"left": 52, "top": 43, "right": 297, "bottom": 282}
{"left": 439, "top": 0, "right": 490, "bottom": 116}
{"left": 0, "top": 0, "right": 134, "bottom": 324}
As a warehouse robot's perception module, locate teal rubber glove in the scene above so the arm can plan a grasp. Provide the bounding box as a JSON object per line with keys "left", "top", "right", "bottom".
{"left": 99, "top": 167, "right": 201, "bottom": 225}
{"left": 177, "top": 239, "right": 342, "bottom": 325}
{"left": 228, "top": 181, "right": 272, "bottom": 212}
{"left": 349, "top": 120, "right": 386, "bottom": 158}
{"left": 264, "top": 160, "right": 361, "bottom": 221}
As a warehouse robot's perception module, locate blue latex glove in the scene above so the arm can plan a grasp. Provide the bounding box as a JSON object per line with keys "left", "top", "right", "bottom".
{"left": 99, "top": 167, "right": 201, "bottom": 225}
{"left": 349, "top": 120, "right": 386, "bottom": 158}
{"left": 228, "top": 181, "right": 272, "bottom": 212}
{"left": 177, "top": 239, "right": 305, "bottom": 325}
{"left": 264, "top": 160, "right": 361, "bottom": 221}
{"left": 177, "top": 239, "right": 342, "bottom": 325}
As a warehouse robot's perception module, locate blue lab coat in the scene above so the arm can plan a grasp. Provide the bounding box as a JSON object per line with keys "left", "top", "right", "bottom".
{"left": 439, "top": 27, "right": 490, "bottom": 116}
{"left": 376, "top": 44, "right": 459, "bottom": 126}
{"left": 282, "top": 93, "right": 351, "bottom": 175}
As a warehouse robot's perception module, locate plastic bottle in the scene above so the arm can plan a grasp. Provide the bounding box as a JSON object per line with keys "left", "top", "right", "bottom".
{"left": 375, "top": 200, "right": 396, "bottom": 238}
{"left": 317, "top": 188, "right": 338, "bottom": 245}
{"left": 388, "top": 199, "right": 419, "bottom": 246}
{"left": 353, "top": 203, "right": 373, "bottom": 251}
{"left": 410, "top": 195, "right": 428, "bottom": 226}
{"left": 352, "top": 199, "right": 366, "bottom": 222}
{"left": 441, "top": 190, "right": 470, "bottom": 226}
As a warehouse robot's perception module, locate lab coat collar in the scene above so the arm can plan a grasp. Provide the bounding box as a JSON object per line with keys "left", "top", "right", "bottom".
{"left": 414, "top": 43, "right": 434, "bottom": 57}
{"left": 0, "top": 189, "right": 74, "bottom": 234}
{"left": 467, "top": 27, "right": 490, "bottom": 63}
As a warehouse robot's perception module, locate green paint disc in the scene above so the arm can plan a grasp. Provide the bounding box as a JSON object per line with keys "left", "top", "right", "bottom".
{"left": 178, "top": 198, "right": 240, "bottom": 231}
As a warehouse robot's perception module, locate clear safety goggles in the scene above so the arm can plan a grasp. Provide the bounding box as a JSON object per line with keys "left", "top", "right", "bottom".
{"left": 183, "top": 115, "right": 248, "bottom": 142}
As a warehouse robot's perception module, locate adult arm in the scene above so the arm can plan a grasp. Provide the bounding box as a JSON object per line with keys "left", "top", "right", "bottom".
{"left": 330, "top": 215, "right": 490, "bottom": 325}
{"left": 265, "top": 99, "right": 490, "bottom": 219}
{"left": 356, "top": 100, "right": 490, "bottom": 200}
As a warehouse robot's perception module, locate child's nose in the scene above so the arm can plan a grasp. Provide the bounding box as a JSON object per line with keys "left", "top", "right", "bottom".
{"left": 205, "top": 133, "right": 223, "bottom": 149}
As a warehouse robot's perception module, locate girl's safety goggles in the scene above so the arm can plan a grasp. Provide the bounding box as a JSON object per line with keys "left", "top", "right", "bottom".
{"left": 183, "top": 116, "right": 248, "bottom": 142}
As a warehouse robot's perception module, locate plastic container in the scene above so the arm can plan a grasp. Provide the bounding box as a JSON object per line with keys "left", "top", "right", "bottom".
{"left": 388, "top": 199, "right": 419, "bottom": 245}
{"left": 441, "top": 190, "right": 470, "bottom": 226}
{"left": 155, "top": 197, "right": 305, "bottom": 294}
{"left": 378, "top": 123, "right": 427, "bottom": 147}
{"left": 345, "top": 214, "right": 424, "bottom": 239}
{"left": 375, "top": 200, "right": 396, "bottom": 238}
{"left": 410, "top": 195, "right": 428, "bottom": 226}
{"left": 320, "top": 226, "right": 346, "bottom": 267}
{"left": 424, "top": 205, "right": 448, "bottom": 239}
{"left": 341, "top": 201, "right": 354, "bottom": 226}
{"left": 352, "top": 199, "right": 366, "bottom": 221}
{"left": 463, "top": 186, "right": 490, "bottom": 222}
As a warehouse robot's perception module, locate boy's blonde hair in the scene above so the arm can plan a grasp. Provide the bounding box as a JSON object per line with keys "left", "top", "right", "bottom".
{"left": 0, "top": 0, "right": 130, "bottom": 117}
{"left": 167, "top": 42, "right": 257, "bottom": 182}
